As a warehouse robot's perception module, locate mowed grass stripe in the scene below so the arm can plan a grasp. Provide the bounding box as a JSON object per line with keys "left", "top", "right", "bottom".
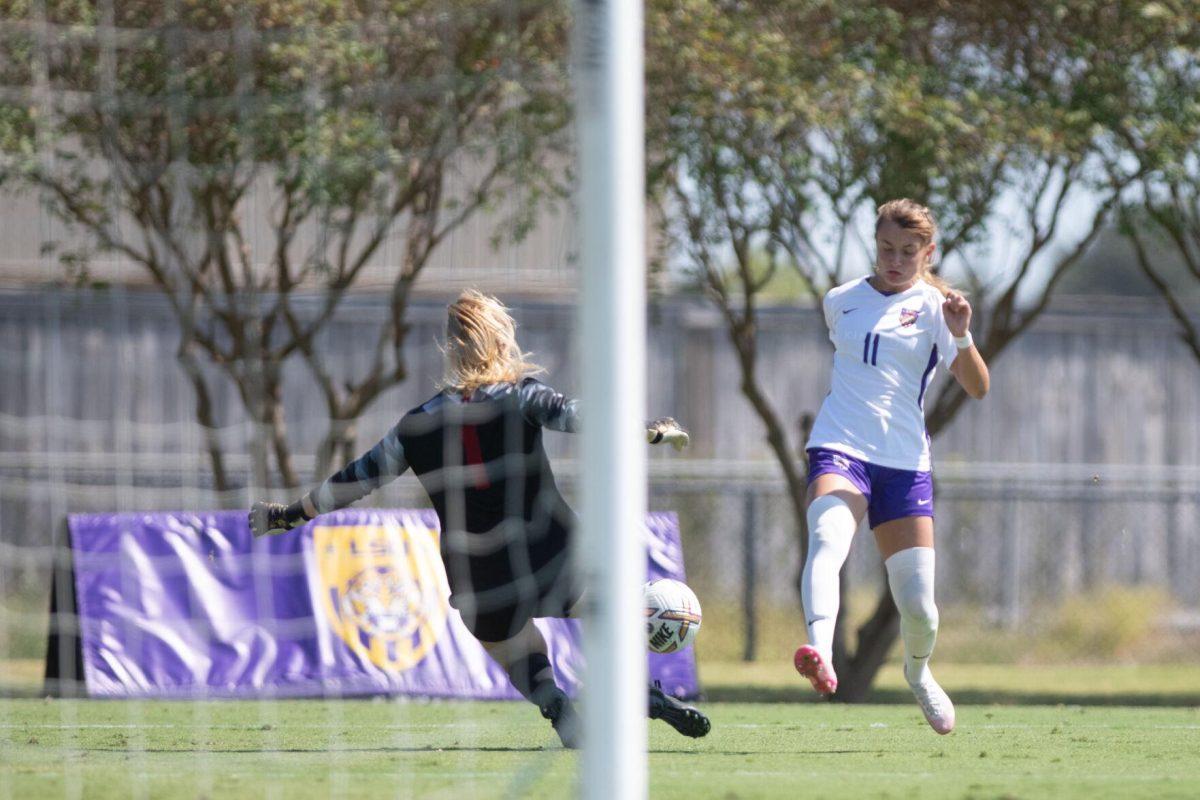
{"left": 2, "top": 700, "right": 1198, "bottom": 799}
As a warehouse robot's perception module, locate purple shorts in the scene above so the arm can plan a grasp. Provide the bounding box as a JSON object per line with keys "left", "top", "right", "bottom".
{"left": 806, "top": 448, "right": 934, "bottom": 529}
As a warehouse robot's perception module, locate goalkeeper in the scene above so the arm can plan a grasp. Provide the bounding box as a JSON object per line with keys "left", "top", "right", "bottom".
{"left": 250, "top": 289, "right": 708, "bottom": 748}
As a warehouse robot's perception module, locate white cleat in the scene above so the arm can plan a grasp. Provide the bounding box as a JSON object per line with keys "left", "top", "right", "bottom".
{"left": 905, "top": 666, "right": 955, "bottom": 735}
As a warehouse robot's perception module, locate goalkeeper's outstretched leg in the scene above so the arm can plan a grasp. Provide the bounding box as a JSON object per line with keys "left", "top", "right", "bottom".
{"left": 481, "top": 610, "right": 712, "bottom": 747}
{"left": 480, "top": 620, "right": 581, "bottom": 749}
{"left": 648, "top": 682, "right": 710, "bottom": 738}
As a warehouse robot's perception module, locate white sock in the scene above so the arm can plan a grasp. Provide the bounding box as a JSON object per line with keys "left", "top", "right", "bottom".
{"left": 801, "top": 495, "right": 857, "bottom": 665}
{"left": 885, "top": 547, "right": 939, "bottom": 687}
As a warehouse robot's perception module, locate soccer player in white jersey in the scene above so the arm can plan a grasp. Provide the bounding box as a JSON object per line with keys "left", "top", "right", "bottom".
{"left": 794, "top": 199, "right": 990, "bottom": 734}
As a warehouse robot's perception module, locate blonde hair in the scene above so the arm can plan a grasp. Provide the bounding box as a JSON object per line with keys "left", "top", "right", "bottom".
{"left": 875, "top": 198, "right": 952, "bottom": 296}
{"left": 441, "top": 289, "right": 543, "bottom": 393}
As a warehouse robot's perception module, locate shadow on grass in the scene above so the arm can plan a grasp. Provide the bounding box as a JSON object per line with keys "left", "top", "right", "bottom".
{"left": 9, "top": 684, "right": 1196, "bottom": 708}
{"left": 703, "top": 685, "right": 1200, "bottom": 707}
{"left": 65, "top": 745, "right": 874, "bottom": 757}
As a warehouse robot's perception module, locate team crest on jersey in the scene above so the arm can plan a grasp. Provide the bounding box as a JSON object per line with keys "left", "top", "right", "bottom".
{"left": 900, "top": 308, "right": 921, "bottom": 327}
{"left": 314, "top": 522, "right": 450, "bottom": 673}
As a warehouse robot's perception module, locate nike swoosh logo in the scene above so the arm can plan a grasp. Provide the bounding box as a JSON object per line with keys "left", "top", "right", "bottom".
{"left": 842, "top": 308, "right": 858, "bottom": 315}
{"left": 916, "top": 498, "right": 931, "bottom": 505}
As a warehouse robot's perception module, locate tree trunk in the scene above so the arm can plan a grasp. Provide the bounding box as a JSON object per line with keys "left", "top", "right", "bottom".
{"left": 264, "top": 382, "right": 299, "bottom": 490}
{"left": 313, "top": 423, "right": 339, "bottom": 482}
{"left": 832, "top": 587, "right": 900, "bottom": 702}
{"left": 176, "top": 346, "right": 231, "bottom": 495}
{"left": 830, "top": 567, "right": 851, "bottom": 684}
{"left": 790, "top": 420, "right": 815, "bottom": 663}
{"left": 339, "top": 418, "right": 358, "bottom": 468}
{"left": 313, "top": 414, "right": 358, "bottom": 482}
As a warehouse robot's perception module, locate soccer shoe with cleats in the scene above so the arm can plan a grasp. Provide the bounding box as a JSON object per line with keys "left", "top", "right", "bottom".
{"left": 793, "top": 645, "right": 838, "bottom": 695}
{"left": 538, "top": 688, "right": 581, "bottom": 749}
{"left": 648, "top": 683, "right": 710, "bottom": 738}
{"left": 905, "top": 666, "right": 955, "bottom": 735}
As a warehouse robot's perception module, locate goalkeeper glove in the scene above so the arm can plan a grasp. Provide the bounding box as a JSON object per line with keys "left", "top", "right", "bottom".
{"left": 248, "top": 500, "right": 311, "bottom": 538}
{"left": 646, "top": 417, "right": 690, "bottom": 451}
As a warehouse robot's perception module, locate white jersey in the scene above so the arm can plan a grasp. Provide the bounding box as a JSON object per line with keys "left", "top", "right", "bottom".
{"left": 806, "top": 277, "right": 960, "bottom": 472}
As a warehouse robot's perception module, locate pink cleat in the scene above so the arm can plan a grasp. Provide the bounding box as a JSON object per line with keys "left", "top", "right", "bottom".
{"left": 794, "top": 645, "right": 838, "bottom": 695}
{"left": 906, "top": 666, "right": 955, "bottom": 735}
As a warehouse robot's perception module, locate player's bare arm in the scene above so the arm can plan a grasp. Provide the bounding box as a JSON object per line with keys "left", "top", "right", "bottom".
{"left": 944, "top": 290, "right": 989, "bottom": 400}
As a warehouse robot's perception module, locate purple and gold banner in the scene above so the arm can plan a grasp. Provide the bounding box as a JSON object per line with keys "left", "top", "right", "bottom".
{"left": 64, "top": 509, "right": 698, "bottom": 700}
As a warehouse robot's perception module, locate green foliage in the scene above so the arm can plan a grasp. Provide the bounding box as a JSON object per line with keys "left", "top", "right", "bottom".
{"left": 646, "top": 0, "right": 1194, "bottom": 292}
{"left": 675, "top": 246, "right": 818, "bottom": 302}
{"left": 0, "top": 1, "right": 572, "bottom": 488}
{"left": 0, "top": 0, "right": 570, "bottom": 242}
{"left": 1103, "top": 12, "right": 1200, "bottom": 350}
{"left": 0, "top": 593, "right": 47, "bottom": 661}
{"left": 709, "top": 588, "right": 1191, "bottom": 669}
{"left": 1059, "top": 225, "right": 1200, "bottom": 298}
{"left": 1037, "top": 585, "right": 1174, "bottom": 661}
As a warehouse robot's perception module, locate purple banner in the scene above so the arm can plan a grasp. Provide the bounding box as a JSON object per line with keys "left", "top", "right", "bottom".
{"left": 66, "top": 509, "right": 698, "bottom": 700}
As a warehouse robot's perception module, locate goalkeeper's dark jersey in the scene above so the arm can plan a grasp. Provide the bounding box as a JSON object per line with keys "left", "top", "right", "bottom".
{"left": 310, "top": 378, "right": 581, "bottom": 639}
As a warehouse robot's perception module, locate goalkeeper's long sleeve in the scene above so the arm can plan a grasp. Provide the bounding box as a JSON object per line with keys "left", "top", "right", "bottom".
{"left": 517, "top": 378, "right": 581, "bottom": 432}
{"left": 310, "top": 423, "right": 410, "bottom": 514}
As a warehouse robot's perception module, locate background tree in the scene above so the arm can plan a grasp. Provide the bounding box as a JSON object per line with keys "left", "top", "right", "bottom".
{"left": 1112, "top": 7, "right": 1200, "bottom": 363}
{"left": 0, "top": 0, "right": 569, "bottom": 492}
{"left": 646, "top": 0, "right": 1179, "bottom": 699}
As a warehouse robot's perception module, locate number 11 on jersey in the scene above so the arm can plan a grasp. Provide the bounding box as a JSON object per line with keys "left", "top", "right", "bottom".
{"left": 863, "top": 333, "right": 881, "bottom": 367}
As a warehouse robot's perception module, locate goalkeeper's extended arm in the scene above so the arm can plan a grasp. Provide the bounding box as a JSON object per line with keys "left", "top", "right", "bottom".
{"left": 249, "top": 423, "right": 409, "bottom": 538}
{"left": 249, "top": 496, "right": 316, "bottom": 538}
{"left": 646, "top": 416, "right": 690, "bottom": 451}
{"left": 518, "top": 379, "right": 689, "bottom": 451}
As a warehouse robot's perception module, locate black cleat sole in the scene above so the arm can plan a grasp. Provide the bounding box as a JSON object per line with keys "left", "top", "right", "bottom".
{"left": 649, "top": 685, "right": 711, "bottom": 738}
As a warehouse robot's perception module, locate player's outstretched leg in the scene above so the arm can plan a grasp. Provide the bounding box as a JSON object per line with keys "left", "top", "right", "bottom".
{"left": 481, "top": 621, "right": 581, "bottom": 748}
{"left": 797, "top": 494, "right": 854, "bottom": 696}
{"left": 532, "top": 682, "right": 582, "bottom": 749}
{"left": 648, "top": 682, "right": 710, "bottom": 738}
{"left": 793, "top": 644, "right": 838, "bottom": 695}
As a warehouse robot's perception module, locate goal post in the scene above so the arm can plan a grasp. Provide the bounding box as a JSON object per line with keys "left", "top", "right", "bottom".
{"left": 573, "top": 0, "right": 649, "bottom": 798}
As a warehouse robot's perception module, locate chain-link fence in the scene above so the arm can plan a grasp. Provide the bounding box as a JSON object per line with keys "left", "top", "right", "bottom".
{"left": 4, "top": 456, "right": 1198, "bottom": 689}
{"left": 648, "top": 463, "right": 1200, "bottom": 667}
{"left": 3, "top": 288, "right": 1199, "bottom": 689}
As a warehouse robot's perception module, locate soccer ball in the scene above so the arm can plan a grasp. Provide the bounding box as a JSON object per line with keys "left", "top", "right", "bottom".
{"left": 644, "top": 578, "right": 702, "bottom": 654}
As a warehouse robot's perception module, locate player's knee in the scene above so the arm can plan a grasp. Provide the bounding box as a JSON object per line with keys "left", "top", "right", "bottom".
{"left": 898, "top": 596, "right": 938, "bottom": 631}
{"left": 806, "top": 494, "right": 856, "bottom": 549}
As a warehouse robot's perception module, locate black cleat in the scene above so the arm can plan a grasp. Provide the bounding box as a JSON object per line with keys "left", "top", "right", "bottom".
{"left": 538, "top": 687, "right": 581, "bottom": 749}
{"left": 648, "top": 683, "right": 710, "bottom": 738}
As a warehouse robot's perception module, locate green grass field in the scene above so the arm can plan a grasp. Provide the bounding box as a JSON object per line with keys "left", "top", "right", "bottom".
{"left": 3, "top": 662, "right": 1198, "bottom": 799}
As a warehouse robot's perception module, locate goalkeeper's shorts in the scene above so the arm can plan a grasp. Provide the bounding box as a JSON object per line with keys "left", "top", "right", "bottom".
{"left": 441, "top": 523, "right": 581, "bottom": 643}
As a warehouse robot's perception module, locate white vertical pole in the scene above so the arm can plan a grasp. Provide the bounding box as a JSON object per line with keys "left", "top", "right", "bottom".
{"left": 573, "top": 0, "right": 647, "bottom": 798}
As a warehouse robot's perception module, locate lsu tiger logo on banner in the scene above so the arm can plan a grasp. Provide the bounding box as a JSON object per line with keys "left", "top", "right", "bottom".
{"left": 314, "top": 522, "right": 450, "bottom": 672}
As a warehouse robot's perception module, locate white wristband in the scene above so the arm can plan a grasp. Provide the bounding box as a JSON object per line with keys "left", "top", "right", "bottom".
{"left": 954, "top": 331, "right": 974, "bottom": 350}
